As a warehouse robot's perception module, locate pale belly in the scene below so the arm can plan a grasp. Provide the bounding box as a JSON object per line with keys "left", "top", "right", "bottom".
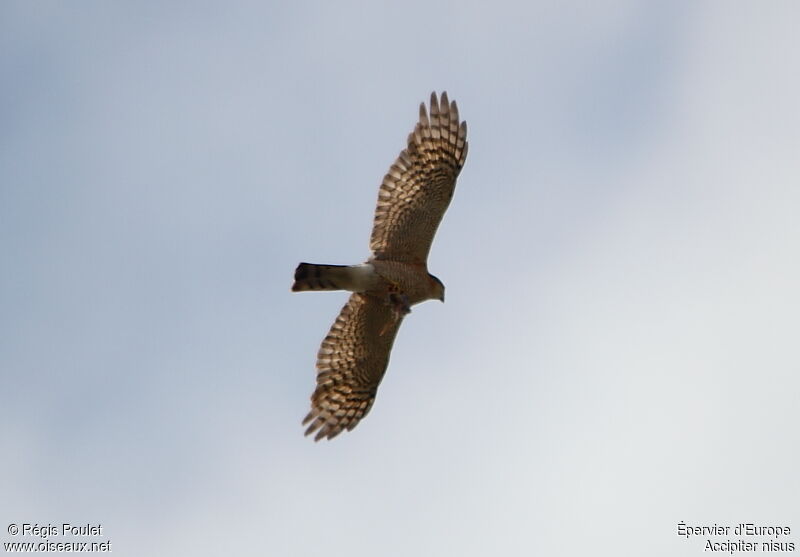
{"left": 368, "top": 259, "right": 433, "bottom": 305}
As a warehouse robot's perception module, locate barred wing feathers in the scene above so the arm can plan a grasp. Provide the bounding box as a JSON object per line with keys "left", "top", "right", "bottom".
{"left": 369, "top": 91, "right": 468, "bottom": 263}
{"left": 303, "top": 293, "right": 404, "bottom": 441}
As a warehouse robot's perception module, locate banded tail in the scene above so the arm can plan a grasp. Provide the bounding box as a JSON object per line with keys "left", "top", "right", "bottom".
{"left": 292, "top": 262, "right": 376, "bottom": 292}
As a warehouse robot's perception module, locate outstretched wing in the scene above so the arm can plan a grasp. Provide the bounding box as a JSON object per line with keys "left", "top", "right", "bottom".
{"left": 303, "top": 293, "right": 404, "bottom": 441}
{"left": 369, "top": 91, "right": 468, "bottom": 263}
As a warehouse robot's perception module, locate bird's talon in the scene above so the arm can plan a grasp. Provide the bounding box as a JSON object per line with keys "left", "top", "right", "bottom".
{"left": 388, "top": 292, "right": 411, "bottom": 318}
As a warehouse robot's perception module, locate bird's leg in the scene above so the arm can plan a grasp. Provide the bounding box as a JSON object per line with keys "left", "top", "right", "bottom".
{"left": 379, "top": 289, "right": 411, "bottom": 336}
{"left": 388, "top": 291, "right": 411, "bottom": 318}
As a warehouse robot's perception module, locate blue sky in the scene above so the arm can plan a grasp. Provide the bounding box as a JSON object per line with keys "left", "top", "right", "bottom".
{"left": 2, "top": 2, "right": 798, "bottom": 555}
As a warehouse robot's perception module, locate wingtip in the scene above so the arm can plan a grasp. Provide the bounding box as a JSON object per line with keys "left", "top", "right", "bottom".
{"left": 429, "top": 92, "right": 439, "bottom": 116}
{"left": 303, "top": 414, "right": 324, "bottom": 441}
{"left": 303, "top": 411, "right": 339, "bottom": 441}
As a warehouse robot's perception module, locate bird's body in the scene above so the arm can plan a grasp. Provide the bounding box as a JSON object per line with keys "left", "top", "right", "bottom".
{"left": 293, "top": 260, "right": 439, "bottom": 306}
{"left": 292, "top": 92, "right": 468, "bottom": 440}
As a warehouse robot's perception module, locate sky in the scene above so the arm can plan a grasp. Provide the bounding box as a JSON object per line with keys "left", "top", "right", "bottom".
{"left": 1, "top": 1, "right": 798, "bottom": 555}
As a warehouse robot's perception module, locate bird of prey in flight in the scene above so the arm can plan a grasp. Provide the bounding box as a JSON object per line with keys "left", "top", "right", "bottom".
{"left": 292, "top": 92, "right": 468, "bottom": 440}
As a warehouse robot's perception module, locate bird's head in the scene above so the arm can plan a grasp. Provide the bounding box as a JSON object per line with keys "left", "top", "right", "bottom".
{"left": 429, "top": 274, "right": 445, "bottom": 302}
